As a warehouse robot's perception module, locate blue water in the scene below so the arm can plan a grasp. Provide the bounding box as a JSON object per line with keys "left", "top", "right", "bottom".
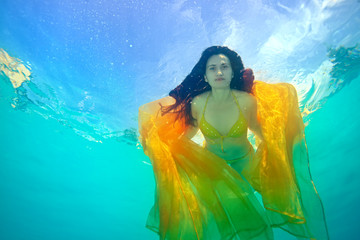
{"left": 1, "top": 0, "right": 360, "bottom": 239}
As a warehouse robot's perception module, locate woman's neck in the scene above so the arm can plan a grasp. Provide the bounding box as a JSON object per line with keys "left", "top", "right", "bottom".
{"left": 210, "top": 88, "right": 232, "bottom": 103}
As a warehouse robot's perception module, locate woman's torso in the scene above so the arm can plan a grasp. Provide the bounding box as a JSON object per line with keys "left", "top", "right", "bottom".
{"left": 191, "top": 90, "right": 254, "bottom": 161}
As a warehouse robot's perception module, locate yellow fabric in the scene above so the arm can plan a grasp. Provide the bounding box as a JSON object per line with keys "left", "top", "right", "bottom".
{"left": 138, "top": 81, "right": 329, "bottom": 240}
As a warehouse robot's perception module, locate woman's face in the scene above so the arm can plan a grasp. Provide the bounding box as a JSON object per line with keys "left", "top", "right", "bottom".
{"left": 205, "top": 54, "right": 233, "bottom": 89}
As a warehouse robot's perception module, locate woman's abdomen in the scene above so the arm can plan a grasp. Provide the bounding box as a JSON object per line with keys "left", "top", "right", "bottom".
{"left": 204, "top": 135, "right": 253, "bottom": 161}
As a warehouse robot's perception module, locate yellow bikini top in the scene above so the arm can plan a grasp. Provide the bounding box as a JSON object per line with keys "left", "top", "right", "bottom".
{"left": 199, "top": 91, "right": 248, "bottom": 152}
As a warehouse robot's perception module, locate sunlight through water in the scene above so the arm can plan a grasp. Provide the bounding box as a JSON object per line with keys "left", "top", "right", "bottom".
{"left": 1, "top": 0, "right": 360, "bottom": 239}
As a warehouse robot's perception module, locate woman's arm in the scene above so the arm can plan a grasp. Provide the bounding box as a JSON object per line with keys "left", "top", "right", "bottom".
{"left": 183, "top": 125, "right": 199, "bottom": 140}
{"left": 182, "top": 97, "right": 200, "bottom": 139}
{"left": 247, "top": 95, "right": 264, "bottom": 140}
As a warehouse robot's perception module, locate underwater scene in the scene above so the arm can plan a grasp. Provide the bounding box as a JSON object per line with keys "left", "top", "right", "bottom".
{"left": 1, "top": 0, "right": 359, "bottom": 239}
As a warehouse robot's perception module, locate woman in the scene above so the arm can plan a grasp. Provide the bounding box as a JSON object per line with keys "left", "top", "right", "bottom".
{"left": 139, "top": 46, "right": 329, "bottom": 240}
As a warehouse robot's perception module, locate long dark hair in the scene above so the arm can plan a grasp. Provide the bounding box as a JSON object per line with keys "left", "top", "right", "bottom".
{"left": 162, "top": 46, "right": 254, "bottom": 126}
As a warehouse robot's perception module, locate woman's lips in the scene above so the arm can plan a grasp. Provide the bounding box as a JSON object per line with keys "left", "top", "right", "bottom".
{"left": 216, "top": 78, "right": 224, "bottom": 81}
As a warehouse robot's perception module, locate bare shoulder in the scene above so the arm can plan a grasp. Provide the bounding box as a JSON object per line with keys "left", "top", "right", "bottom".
{"left": 232, "top": 90, "right": 257, "bottom": 108}
{"left": 191, "top": 92, "right": 208, "bottom": 109}
{"left": 191, "top": 91, "right": 209, "bottom": 119}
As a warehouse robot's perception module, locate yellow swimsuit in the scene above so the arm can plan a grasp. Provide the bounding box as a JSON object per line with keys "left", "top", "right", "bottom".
{"left": 199, "top": 91, "right": 247, "bottom": 153}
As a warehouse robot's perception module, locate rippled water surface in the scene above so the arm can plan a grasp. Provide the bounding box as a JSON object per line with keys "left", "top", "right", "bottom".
{"left": 1, "top": 0, "right": 360, "bottom": 239}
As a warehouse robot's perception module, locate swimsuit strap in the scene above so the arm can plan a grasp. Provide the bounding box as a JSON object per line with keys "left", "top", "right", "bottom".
{"left": 202, "top": 92, "right": 211, "bottom": 117}
{"left": 202, "top": 91, "right": 238, "bottom": 116}
{"left": 231, "top": 91, "right": 241, "bottom": 110}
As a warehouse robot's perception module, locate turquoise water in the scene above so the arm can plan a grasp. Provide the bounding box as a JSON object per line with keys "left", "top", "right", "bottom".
{"left": 1, "top": 0, "right": 360, "bottom": 239}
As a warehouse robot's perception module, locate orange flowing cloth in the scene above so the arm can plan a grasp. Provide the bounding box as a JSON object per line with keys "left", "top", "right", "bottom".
{"left": 138, "top": 81, "right": 329, "bottom": 240}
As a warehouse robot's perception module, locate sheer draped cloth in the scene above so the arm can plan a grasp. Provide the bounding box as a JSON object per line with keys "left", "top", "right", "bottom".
{"left": 138, "top": 81, "right": 329, "bottom": 240}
